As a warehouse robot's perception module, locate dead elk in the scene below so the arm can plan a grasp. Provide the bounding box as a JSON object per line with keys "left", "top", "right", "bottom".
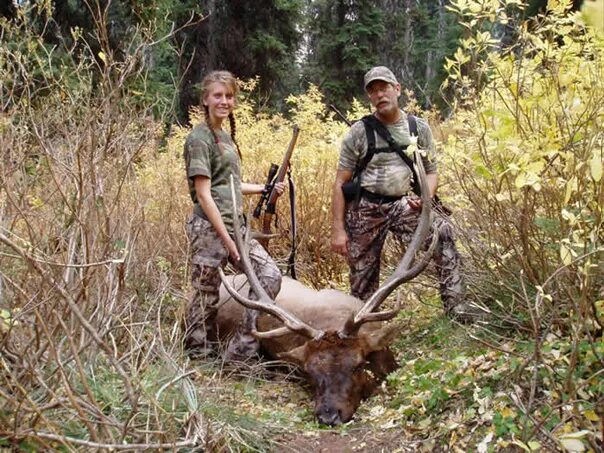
{"left": 217, "top": 152, "right": 437, "bottom": 426}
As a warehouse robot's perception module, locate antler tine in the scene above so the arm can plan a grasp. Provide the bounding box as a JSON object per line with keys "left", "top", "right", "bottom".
{"left": 219, "top": 268, "right": 323, "bottom": 339}
{"left": 344, "top": 150, "right": 438, "bottom": 335}
{"left": 219, "top": 176, "right": 324, "bottom": 340}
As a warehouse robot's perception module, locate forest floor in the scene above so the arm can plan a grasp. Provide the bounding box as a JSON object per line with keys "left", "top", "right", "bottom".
{"left": 188, "top": 297, "right": 525, "bottom": 452}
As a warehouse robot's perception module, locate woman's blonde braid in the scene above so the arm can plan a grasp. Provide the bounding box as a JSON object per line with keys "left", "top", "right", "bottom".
{"left": 203, "top": 105, "right": 220, "bottom": 148}
{"left": 228, "top": 113, "right": 242, "bottom": 160}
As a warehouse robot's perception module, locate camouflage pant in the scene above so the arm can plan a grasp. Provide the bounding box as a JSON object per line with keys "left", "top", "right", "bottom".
{"left": 345, "top": 197, "right": 464, "bottom": 313}
{"left": 183, "top": 213, "right": 281, "bottom": 353}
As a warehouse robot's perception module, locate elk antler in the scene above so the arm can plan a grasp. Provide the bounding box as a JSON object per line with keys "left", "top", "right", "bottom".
{"left": 341, "top": 150, "right": 440, "bottom": 337}
{"left": 218, "top": 176, "right": 324, "bottom": 340}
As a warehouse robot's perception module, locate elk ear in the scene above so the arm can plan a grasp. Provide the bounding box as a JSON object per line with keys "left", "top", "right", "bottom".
{"left": 364, "top": 323, "right": 401, "bottom": 353}
{"left": 277, "top": 344, "right": 307, "bottom": 367}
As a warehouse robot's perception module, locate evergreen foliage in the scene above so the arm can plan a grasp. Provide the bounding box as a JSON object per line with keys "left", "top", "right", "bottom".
{"left": 302, "top": 0, "right": 385, "bottom": 110}
{"left": 2, "top": 0, "right": 586, "bottom": 117}
{"left": 302, "top": 0, "right": 464, "bottom": 112}
{"left": 175, "top": 0, "right": 302, "bottom": 124}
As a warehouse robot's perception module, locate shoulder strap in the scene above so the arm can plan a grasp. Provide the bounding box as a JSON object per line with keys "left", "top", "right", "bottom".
{"left": 364, "top": 114, "right": 422, "bottom": 195}
{"left": 363, "top": 114, "right": 397, "bottom": 148}
{"left": 358, "top": 114, "right": 422, "bottom": 196}
{"left": 360, "top": 115, "right": 377, "bottom": 172}
{"left": 408, "top": 114, "right": 418, "bottom": 137}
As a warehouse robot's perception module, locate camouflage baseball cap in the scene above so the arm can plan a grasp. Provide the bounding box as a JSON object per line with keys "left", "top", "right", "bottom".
{"left": 363, "top": 66, "right": 398, "bottom": 90}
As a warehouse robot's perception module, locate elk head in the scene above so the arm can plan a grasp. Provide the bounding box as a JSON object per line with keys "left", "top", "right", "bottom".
{"left": 220, "top": 152, "right": 438, "bottom": 425}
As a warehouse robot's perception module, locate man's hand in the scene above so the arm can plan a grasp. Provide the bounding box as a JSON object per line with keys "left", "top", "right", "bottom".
{"left": 407, "top": 195, "right": 423, "bottom": 210}
{"left": 331, "top": 169, "right": 353, "bottom": 257}
{"left": 224, "top": 237, "right": 240, "bottom": 262}
{"left": 331, "top": 228, "right": 349, "bottom": 256}
{"left": 407, "top": 173, "right": 439, "bottom": 210}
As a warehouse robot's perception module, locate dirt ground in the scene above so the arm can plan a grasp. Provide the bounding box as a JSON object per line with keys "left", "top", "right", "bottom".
{"left": 276, "top": 427, "right": 429, "bottom": 453}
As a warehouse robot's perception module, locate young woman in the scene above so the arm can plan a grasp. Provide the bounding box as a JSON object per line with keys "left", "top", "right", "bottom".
{"left": 183, "top": 70, "right": 283, "bottom": 361}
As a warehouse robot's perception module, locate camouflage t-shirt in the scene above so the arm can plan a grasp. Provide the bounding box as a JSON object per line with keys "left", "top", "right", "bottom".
{"left": 184, "top": 124, "right": 243, "bottom": 231}
{"left": 338, "top": 112, "right": 438, "bottom": 197}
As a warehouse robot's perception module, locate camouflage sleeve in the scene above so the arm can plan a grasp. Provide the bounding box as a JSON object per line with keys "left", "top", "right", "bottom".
{"left": 338, "top": 122, "right": 366, "bottom": 171}
{"left": 416, "top": 117, "right": 438, "bottom": 175}
{"left": 185, "top": 135, "right": 212, "bottom": 181}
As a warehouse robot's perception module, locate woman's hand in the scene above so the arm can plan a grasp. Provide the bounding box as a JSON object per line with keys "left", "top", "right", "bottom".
{"left": 272, "top": 181, "right": 286, "bottom": 197}
{"left": 241, "top": 181, "right": 286, "bottom": 196}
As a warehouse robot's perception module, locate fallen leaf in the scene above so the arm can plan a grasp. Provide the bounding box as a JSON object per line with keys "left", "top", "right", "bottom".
{"left": 559, "top": 438, "right": 585, "bottom": 452}
{"left": 584, "top": 410, "right": 600, "bottom": 422}
{"left": 477, "top": 432, "right": 493, "bottom": 453}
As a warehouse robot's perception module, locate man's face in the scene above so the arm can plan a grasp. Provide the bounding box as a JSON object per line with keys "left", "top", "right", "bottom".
{"left": 366, "top": 80, "right": 401, "bottom": 119}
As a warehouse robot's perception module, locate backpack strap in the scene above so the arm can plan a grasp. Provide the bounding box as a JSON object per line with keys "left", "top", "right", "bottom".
{"left": 408, "top": 114, "right": 418, "bottom": 137}
{"left": 360, "top": 114, "right": 421, "bottom": 196}
{"left": 360, "top": 117, "right": 377, "bottom": 172}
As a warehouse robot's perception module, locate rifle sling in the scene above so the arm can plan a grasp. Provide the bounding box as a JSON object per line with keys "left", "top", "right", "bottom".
{"left": 286, "top": 169, "right": 297, "bottom": 280}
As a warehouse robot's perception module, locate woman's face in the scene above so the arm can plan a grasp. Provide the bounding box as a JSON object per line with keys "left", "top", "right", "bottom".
{"left": 203, "top": 81, "right": 235, "bottom": 125}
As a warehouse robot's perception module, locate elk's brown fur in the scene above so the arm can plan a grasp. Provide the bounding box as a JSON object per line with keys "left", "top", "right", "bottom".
{"left": 216, "top": 150, "right": 435, "bottom": 425}
{"left": 216, "top": 275, "right": 398, "bottom": 425}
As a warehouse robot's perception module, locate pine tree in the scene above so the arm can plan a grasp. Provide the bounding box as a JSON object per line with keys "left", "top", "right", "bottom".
{"left": 176, "top": 0, "right": 302, "bottom": 124}
{"left": 303, "top": 0, "right": 385, "bottom": 111}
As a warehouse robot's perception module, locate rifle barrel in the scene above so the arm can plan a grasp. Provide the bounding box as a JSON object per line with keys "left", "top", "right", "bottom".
{"left": 329, "top": 104, "right": 352, "bottom": 127}
{"left": 266, "top": 125, "right": 300, "bottom": 208}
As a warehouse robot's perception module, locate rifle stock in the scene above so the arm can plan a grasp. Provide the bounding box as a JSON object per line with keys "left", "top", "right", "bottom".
{"left": 259, "top": 125, "right": 300, "bottom": 248}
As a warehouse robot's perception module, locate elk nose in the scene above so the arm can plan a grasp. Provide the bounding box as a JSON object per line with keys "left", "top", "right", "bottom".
{"left": 317, "top": 407, "right": 342, "bottom": 426}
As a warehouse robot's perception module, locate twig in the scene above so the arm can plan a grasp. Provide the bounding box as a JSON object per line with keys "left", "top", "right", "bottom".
{"left": 467, "top": 333, "right": 525, "bottom": 357}
{"left": 0, "top": 231, "right": 138, "bottom": 411}
{"left": 0, "top": 246, "right": 126, "bottom": 267}
{"left": 28, "top": 432, "right": 197, "bottom": 450}
{"left": 509, "top": 390, "right": 559, "bottom": 449}
{"left": 155, "top": 370, "right": 197, "bottom": 400}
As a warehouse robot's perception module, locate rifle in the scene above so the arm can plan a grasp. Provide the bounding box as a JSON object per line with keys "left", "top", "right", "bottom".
{"left": 329, "top": 104, "right": 352, "bottom": 127}
{"left": 254, "top": 125, "right": 300, "bottom": 260}
{"left": 253, "top": 163, "right": 279, "bottom": 219}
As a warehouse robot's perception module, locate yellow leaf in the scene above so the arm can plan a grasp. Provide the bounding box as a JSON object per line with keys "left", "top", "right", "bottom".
{"left": 559, "top": 438, "right": 585, "bottom": 452}
{"left": 418, "top": 417, "right": 432, "bottom": 429}
{"left": 98, "top": 51, "right": 107, "bottom": 63}
{"left": 515, "top": 173, "right": 527, "bottom": 188}
{"left": 528, "top": 441, "right": 541, "bottom": 450}
{"left": 561, "top": 430, "right": 593, "bottom": 439}
{"left": 501, "top": 406, "right": 515, "bottom": 417}
{"left": 511, "top": 439, "right": 531, "bottom": 451}
{"left": 564, "top": 177, "right": 576, "bottom": 204}
{"left": 560, "top": 242, "right": 572, "bottom": 266}
{"left": 561, "top": 209, "right": 576, "bottom": 225}
{"left": 591, "top": 154, "right": 602, "bottom": 182}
